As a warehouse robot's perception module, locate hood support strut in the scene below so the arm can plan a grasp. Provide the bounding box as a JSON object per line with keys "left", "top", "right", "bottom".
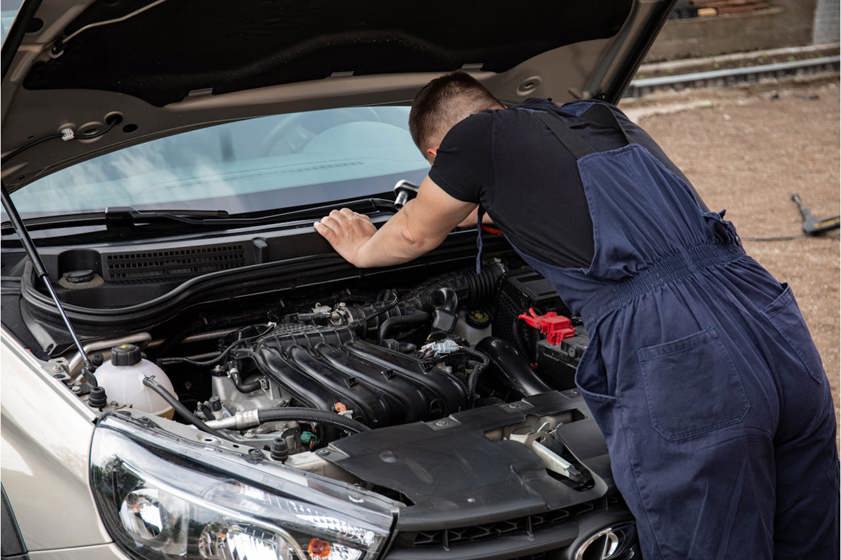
{"left": 1, "top": 183, "right": 96, "bottom": 384}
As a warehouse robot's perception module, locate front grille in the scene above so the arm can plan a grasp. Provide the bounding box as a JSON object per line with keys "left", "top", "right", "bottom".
{"left": 103, "top": 244, "right": 246, "bottom": 282}
{"left": 399, "top": 501, "right": 597, "bottom": 550}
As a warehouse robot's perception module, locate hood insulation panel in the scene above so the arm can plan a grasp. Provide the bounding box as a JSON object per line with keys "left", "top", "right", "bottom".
{"left": 24, "top": 0, "right": 633, "bottom": 106}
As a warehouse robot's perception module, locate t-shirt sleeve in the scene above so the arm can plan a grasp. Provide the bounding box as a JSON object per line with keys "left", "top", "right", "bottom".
{"left": 428, "top": 111, "right": 494, "bottom": 204}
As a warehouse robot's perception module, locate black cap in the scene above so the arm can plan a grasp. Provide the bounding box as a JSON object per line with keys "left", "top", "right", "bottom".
{"left": 64, "top": 269, "right": 95, "bottom": 284}
{"left": 89, "top": 386, "right": 107, "bottom": 409}
{"left": 111, "top": 343, "right": 142, "bottom": 366}
{"left": 270, "top": 438, "right": 290, "bottom": 462}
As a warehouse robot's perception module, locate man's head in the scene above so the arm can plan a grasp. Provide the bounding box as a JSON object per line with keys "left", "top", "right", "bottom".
{"left": 409, "top": 71, "right": 503, "bottom": 163}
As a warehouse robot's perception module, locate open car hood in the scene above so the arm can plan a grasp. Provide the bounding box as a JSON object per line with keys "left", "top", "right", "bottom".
{"left": 1, "top": 0, "right": 674, "bottom": 191}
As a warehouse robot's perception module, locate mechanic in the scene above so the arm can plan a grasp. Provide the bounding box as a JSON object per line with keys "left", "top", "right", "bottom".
{"left": 314, "top": 72, "right": 839, "bottom": 559}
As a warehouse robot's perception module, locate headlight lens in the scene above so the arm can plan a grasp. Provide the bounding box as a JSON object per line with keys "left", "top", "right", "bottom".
{"left": 91, "top": 416, "right": 393, "bottom": 560}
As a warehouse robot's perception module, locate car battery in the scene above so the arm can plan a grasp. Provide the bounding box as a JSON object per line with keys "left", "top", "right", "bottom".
{"left": 497, "top": 269, "right": 571, "bottom": 317}
{"left": 536, "top": 325, "right": 589, "bottom": 390}
{"left": 493, "top": 268, "right": 572, "bottom": 360}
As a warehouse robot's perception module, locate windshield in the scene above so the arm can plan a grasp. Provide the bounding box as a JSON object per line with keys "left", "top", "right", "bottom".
{"left": 10, "top": 106, "right": 429, "bottom": 217}
{"left": 1, "top": 0, "right": 22, "bottom": 41}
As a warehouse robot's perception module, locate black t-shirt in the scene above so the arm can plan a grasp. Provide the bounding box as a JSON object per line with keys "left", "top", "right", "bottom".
{"left": 428, "top": 98, "right": 696, "bottom": 268}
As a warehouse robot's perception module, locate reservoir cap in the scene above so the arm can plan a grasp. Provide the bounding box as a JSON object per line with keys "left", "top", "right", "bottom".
{"left": 111, "top": 343, "right": 142, "bottom": 366}
{"left": 465, "top": 309, "right": 491, "bottom": 329}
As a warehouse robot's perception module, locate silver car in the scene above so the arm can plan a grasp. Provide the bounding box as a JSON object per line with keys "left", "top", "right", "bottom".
{"left": 1, "top": 1, "right": 676, "bottom": 559}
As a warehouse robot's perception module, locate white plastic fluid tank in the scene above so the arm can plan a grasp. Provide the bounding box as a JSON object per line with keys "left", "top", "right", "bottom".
{"left": 94, "top": 343, "right": 175, "bottom": 418}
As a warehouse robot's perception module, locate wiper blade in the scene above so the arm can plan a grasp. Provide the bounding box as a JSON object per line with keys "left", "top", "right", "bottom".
{"left": 103, "top": 207, "right": 231, "bottom": 227}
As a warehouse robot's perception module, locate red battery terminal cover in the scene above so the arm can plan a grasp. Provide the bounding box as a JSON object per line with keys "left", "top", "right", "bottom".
{"left": 518, "top": 308, "right": 576, "bottom": 345}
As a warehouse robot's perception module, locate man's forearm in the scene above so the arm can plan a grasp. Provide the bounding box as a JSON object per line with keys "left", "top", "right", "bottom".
{"left": 354, "top": 204, "right": 446, "bottom": 267}
{"left": 315, "top": 176, "right": 476, "bottom": 267}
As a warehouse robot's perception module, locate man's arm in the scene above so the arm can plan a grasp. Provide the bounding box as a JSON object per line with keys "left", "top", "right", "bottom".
{"left": 314, "top": 175, "right": 476, "bottom": 267}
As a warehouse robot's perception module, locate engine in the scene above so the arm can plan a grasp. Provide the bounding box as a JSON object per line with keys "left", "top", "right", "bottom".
{"left": 84, "top": 261, "right": 588, "bottom": 458}
{"left": 176, "top": 263, "right": 499, "bottom": 441}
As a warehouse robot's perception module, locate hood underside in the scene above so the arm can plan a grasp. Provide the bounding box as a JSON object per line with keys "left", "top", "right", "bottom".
{"left": 2, "top": 0, "right": 674, "bottom": 190}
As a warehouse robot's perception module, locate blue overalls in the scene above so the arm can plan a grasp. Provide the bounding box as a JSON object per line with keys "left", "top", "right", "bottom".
{"left": 479, "top": 101, "right": 839, "bottom": 559}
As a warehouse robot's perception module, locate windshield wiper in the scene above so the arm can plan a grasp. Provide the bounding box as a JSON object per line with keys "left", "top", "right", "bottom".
{"left": 0, "top": 198, "right": 399, "bottom": 234}
{"left": 0, "top": 207, "right": 231, "bottom": 234}
{"left": 103, "top": 207, "right": 232, "bottom": 228}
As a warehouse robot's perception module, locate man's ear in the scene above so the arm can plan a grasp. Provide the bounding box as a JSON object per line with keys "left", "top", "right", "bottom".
{"left": 425, "top": 146, "right": 438, "bottom": 164}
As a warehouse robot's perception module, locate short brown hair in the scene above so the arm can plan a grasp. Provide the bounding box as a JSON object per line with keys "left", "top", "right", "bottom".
{"left": 409, "top": 71, "right": 502, "bottom": 154}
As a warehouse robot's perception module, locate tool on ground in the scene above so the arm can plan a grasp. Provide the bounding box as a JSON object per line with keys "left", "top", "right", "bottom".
{"left": 791, "top": 193, "right": 839, "bottom": 236}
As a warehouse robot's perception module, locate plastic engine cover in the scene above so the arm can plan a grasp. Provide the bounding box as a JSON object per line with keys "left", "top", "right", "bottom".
{"left": 320, "top": 391, "right": 612, "bottom": 532}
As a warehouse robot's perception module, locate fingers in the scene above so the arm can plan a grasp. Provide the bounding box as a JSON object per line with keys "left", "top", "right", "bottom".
{"left": 314, "top": 209, "right": 375, "bottom": 244}
{"left": 314, "top": 216, "right": 337, "bottom": 237}
{"left": 313, "top": 221, "right": 332, "bottom": 238}
{"left": 313, "top": 208, "right": 377, "bottom": 267}
{"left": 334, "top": 208, "right": 370, "bottom": 223}
{"left": 317, "top": 210, "right": 364, "bottom": 228}
{"left": 314, "top": 210, "right": 351, "bottom": 234}
{"left": 319, "top": 209, "right": 345, "bottom": 231}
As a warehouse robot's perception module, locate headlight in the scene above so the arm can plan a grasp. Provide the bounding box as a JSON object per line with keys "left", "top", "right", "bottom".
{"left": 91, "top": 414, "right": 394, "bottom": 560}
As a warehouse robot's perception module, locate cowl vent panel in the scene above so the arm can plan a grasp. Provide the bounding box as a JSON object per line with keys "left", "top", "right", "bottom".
{"left": 103, "top": 244, "right": 247, "bottom": 283}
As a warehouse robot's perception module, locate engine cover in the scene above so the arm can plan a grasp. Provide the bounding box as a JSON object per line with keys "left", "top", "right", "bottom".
{"left": 252, "top": 336, "right": 470, "bottom": 428}
{"left": 320, "top": 391, "right": 612, "bottom": 532}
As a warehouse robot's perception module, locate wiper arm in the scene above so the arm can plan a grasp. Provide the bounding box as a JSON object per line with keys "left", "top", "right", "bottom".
{"left": 105, "top": 199, "right": 399, "bottom": 227}
{"left": 1, "top": 199, "right": 399, "bottom": 234}
{"left": 103, "top": 207, "right": 231, "bottom": 228}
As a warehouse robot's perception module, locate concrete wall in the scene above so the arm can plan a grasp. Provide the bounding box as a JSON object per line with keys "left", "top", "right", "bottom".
{"left": 813, "top": 0, "right": 840, "bottom": 44}
{"left": 646, "top": 0, "right": 819, "bottom": 61}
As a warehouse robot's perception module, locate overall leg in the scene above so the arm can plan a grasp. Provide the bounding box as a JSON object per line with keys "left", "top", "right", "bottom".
{"left": 598, "top": 284, "right": 840, "bottom": 560}
{"left": 607, "top": 388, "right": 778, "bottom": 560}
{"left": 762, "top": 287, "right": 839, "bottom": 559}
{"left": 773, "top": 388, "right": 838, "bottom": 559}
{"left": 579, "top": 288, "right": 783, "bottom": 559}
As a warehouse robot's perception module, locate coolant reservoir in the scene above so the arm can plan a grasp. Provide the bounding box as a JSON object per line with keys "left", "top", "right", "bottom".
{"left": 94, "top": 344, "right": 175, "bottom": 418}
{"left": 454, "top": 309, "right": 493, "bottom": 346}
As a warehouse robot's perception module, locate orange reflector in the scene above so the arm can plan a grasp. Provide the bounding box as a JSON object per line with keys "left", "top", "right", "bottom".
{"left": 307, "top": 538, "right": 332, "bottom": 558}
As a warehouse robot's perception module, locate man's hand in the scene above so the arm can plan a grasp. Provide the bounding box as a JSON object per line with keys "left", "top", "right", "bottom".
{"left": 314, "top": 208, "right": 377, "bottom": 266}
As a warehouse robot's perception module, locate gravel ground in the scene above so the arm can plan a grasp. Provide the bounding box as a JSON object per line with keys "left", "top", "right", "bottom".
{"left": 623, "top": 81, "right": 840, "bottom": 422}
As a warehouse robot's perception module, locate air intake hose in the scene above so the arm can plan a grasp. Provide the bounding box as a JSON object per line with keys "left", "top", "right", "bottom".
{"left": 406, "top": 260, "right": 506, "bottom": 309}
{"left": 477, "top": 337, "right": 552, "bottom": 397}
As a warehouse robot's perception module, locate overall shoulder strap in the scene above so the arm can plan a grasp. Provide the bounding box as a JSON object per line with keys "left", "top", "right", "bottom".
{"left": 533, "top": 110, "right": 593, "bottom": 159}
{"left": 584, "top": 102, "right": 632, "bottom": 146}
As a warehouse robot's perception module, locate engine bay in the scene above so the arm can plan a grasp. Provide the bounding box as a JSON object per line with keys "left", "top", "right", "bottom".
{"left": 43, "top": 256, "right": 620, "bottom": 534}
{"left": 0, "top": 239, "right": 636, "bottom": 553}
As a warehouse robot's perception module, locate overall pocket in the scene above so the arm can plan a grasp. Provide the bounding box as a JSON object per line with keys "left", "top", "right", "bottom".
{"left": 762, "top": 283, "right": 825, "bottom": 383}
{"left": 638, "top": 327, "right": 749, "bottom": 441}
